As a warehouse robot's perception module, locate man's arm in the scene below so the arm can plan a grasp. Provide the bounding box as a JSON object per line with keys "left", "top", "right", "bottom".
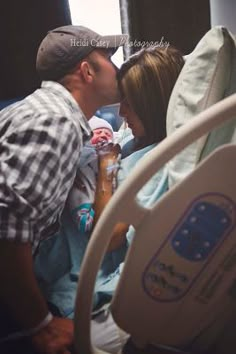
{"left": 0, "top": 240, "right": 73, "bottom": 353}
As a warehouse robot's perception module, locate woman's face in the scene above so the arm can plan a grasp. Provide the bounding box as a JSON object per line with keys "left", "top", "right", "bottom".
{"left": 119, "top": 98, "right": 145, "bottom": 138}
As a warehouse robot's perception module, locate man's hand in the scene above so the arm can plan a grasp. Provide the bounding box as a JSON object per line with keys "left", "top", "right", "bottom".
{"left": 31, "top": 317, "right": 73, "bottom": 354}
{"left": 0, "top": 241, "right": 73, "bottom": 354}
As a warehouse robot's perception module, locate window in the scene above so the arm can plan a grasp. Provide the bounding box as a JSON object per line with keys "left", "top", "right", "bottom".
{"left": 68, "top": 0, "right": 125, "bottom": 67}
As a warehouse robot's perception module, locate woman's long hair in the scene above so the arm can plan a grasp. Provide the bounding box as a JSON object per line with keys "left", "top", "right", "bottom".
{"left": 118, "top": 46, "right": 184, "bottom": 147}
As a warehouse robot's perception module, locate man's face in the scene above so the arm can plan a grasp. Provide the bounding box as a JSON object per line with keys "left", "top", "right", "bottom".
{"left": 90, "top": 127, "right": 113, "bottom": 145}
{"left": 88, "top": 49, "right": 120, "bottom": 106}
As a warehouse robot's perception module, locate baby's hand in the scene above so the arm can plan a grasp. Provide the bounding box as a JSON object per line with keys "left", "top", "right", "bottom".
{"left": 96, "top": 142, "right": 121, "bottom": 158}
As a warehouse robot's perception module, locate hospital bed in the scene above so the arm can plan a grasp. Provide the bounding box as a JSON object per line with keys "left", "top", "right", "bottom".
{"left": 73, "top": 26, "right": 236, "bottom": 354}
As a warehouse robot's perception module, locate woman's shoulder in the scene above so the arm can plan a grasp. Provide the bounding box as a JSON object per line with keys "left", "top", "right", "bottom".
{"left": 122, "top": 142, "right": 157, "bottom": 163}
{"left": 118, "top": 143, "right": 157, "bottom": 185}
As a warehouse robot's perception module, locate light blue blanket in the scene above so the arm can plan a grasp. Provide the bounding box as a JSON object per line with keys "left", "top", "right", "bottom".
{"left": 34, "top": 143, "right": 168, "bottom": 318}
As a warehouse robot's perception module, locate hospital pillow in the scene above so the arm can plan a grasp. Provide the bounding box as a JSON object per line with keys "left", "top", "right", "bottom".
{"left": 167, "top": 26, "right": 236, "bottom": 187}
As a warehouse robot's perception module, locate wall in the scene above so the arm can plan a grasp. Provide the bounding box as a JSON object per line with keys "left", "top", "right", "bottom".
{"left": 125, "top": 0, "right": 210, "bottom": 55}
{"left": 0, "top": 0, "right": 211, "bottom": 101}
{"left": 210, "top": 0, "right": 236, "bottom": 34}
{"left": 0, "top": 0, "right": 71, "bottom": 100}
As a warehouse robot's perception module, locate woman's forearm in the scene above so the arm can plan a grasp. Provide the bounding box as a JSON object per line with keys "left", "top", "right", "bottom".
{"left": 93, "top": 145, "right": 128, "bottom": 251}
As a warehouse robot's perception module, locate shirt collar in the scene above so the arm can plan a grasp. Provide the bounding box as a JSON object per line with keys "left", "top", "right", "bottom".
{"left": 41, "top": 81, "right": 92, "bottom": 140}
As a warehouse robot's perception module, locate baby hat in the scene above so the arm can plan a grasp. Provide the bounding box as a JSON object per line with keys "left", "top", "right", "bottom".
{"left": 89, "top": 116, "right": 114, "bottom": 133}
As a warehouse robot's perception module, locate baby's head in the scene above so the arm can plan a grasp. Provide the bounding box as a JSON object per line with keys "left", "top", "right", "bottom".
{"left": 89, "top": 116, "right": 114, "bottom": 145}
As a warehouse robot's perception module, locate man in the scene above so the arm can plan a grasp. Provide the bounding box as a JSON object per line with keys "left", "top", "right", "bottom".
{"left": 0, "top": 25, "right": 127, "bottom": 354}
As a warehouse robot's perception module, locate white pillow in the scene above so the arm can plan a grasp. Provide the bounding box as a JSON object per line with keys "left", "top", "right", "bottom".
{"left": 167, "top": 26, "right": 236, "bottom": 187}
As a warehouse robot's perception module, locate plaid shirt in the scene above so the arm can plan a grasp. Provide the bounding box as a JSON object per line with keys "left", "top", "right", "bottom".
{"left": 0, "top": 81, "right": 91, "bottom": 253}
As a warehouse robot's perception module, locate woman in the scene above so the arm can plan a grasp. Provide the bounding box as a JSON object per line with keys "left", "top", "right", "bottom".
{"left": 94, "top": 44, "right": 185, "bottom": 271}
{"left": 34, "top": 45, "right": 184, "bottom": 352}
{"left": 92, "top": 45, "right": 185, "bottom": 353}
{"left": 118, "top": 45, "right": 184, "bottom": 157}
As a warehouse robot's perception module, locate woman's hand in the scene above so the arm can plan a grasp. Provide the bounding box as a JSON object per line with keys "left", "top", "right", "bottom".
{"left": 107, "top": 223, "right": 129, "bottom": 252}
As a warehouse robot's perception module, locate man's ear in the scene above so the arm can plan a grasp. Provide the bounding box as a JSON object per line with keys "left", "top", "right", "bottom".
{"left": 78, "top": 61, "right": 94, "bottom": 83}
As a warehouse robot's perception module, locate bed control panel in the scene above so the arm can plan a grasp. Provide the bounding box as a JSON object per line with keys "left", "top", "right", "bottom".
{"left": 143, "top": 193, "right": 236, "bottom": 302}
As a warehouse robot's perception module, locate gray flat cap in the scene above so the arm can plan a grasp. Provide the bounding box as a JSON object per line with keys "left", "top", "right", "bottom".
{"left": 36, "top": 25, "right": 128, "bottom": 80}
